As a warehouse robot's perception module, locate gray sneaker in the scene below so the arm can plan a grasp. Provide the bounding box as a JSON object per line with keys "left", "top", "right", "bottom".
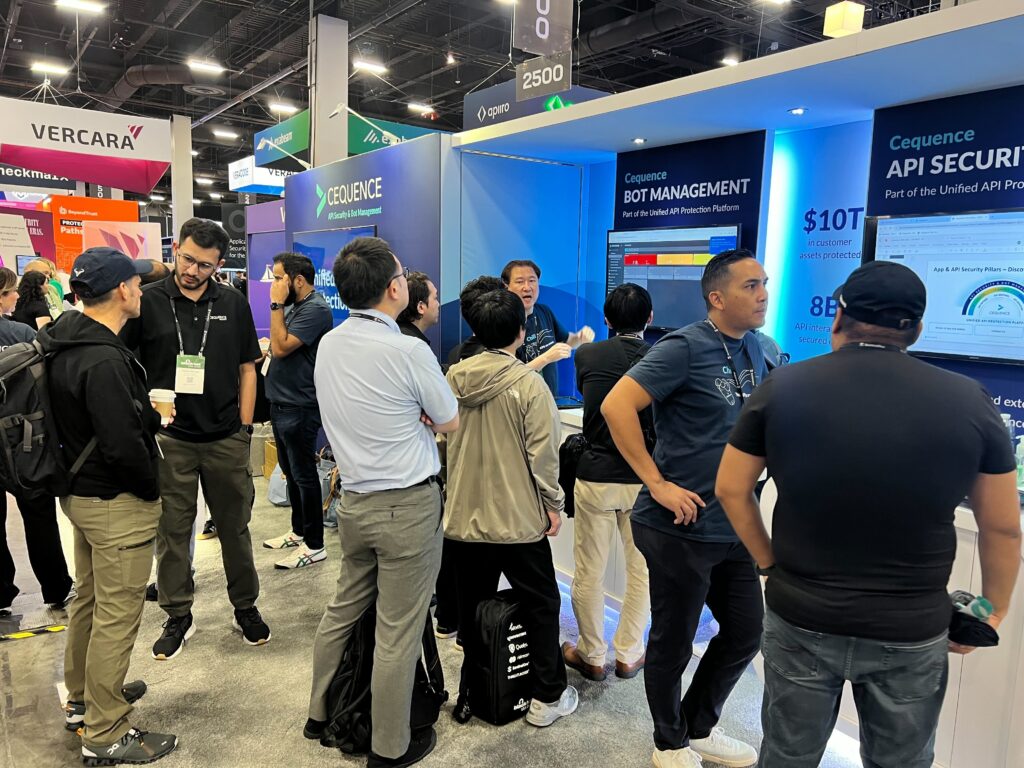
{"left": 81, "top": 728, "right": 177, "bottom": 766}
{"left": 65, "top": 681, "right": 148, "bottom": 732}
{"left": 525, "top": 685, "right": 579, "bottom": 727}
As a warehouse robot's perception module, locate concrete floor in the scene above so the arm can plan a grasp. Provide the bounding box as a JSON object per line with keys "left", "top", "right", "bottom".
{"left": 0, "top": 482, "right": 864, "bottom": 768}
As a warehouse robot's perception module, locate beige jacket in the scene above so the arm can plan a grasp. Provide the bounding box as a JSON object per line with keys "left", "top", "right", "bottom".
{"left": 444, "top": 350, "right": 565, "bottom": 544}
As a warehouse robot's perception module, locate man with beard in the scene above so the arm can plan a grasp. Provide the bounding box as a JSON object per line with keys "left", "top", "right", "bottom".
{"left": 262, "top": 252, "right": 334, "bottom": 569}
{"left": 122, "top": 218, "right": 269, "bottom": 661}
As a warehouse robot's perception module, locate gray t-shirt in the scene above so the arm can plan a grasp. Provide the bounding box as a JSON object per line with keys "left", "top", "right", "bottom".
{"left": 0, "top": 316, "right": 36, "bottom": 350}
{"left": 265, "top": 291, "right": 334, "bottom": 406}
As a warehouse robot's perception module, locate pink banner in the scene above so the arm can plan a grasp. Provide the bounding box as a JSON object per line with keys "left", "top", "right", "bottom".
{"left": 0, "top": 208, "right": 55, "bottom": 262}
{"left": 0, "top": 145, "right": 168, "bottom": 196}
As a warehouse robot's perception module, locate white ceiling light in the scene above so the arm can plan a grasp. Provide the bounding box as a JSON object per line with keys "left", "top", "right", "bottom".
{"left": 789, "top": 106, "right": 808, "bottom": 116}
{"left": 31, "top": 61, "right": 70, "bottom": 75}
{"left": 764, "top": 0, "right": 790, "bottom": 5}
{"left": 824, "top": 1, "right": 865, "bottom": 38}
{"left": 212, "top": 129, "right": 238, "bottom": 139}
{"left": 721, "top": 56, "right": 739, "bottom": 67}
{"left": 196, "top": 177, "right": 214, "bottom": 186}
{"left": 188, "top": 59, "right": 225, "bottom": 75}
{"left": 269, "top": 102, "right": 299, "bottom": 115}
{"left": 353, "top": 60, "right": 388, "bottom": 75}
{"left": 190, "top": 150, "right": 199, "bottom": 157}
{"left": 632, "top": 137, "right": 647, "bottom": 145}
{"left": 446, "top": 52, "right": 456, "bottom": 66}
{"left": 192, "top": 198, "right": 202, "bottom": 205}
{"left": 56, "top": 0, "right": 105, "bottom": 13}
{"left": 149, "top": 194, "right": 166, "bottom": 201}
{"left": 408, "top": 102, "right": 433, "bottom": 114}
{"left": 209, "top": 192, "right": 223, "bottom": 200}
{"left": 137, "top": 200, "right": 147, "bottom": 207}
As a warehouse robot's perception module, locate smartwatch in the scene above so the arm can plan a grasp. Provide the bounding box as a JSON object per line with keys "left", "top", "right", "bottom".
{"left": 270, "top": 302, "right": 284, "bottom": 311}
{"left": 241, "top": 424, "right": 254, "bottom": 436}
{"left": 755, "top": 564, "right": 776, "bottom": 577}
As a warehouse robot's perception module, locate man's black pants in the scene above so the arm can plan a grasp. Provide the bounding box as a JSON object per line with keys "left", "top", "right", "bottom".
{"left": 632, "top": 522, "right": 763, "bottom": 751}
{"left": 1, "top": 491, "right": 73, "bottom": 607}
{"left": 271, "top": 403, "right": 324, "bottom": 551}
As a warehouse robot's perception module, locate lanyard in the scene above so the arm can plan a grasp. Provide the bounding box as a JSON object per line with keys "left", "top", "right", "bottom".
{"left": 170, "top": 298, "right": 213, "bottom": 357}
{"left": 705, "top": 319, "right": 756, "bottom": 403}
{"left": 349, "top": 312, "right": 391, "bottom": 328}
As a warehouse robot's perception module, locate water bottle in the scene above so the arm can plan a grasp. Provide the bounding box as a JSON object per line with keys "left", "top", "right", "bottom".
{"left": 951, "top": 590, "right": 993, "bottom": 620}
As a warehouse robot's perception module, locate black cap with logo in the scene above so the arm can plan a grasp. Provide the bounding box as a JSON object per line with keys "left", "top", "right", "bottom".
{"left": 70, "top": 247, "right": 153, "bottom": 298}
{"left": 833, "top": 261, "right": 926, "bottom": 330}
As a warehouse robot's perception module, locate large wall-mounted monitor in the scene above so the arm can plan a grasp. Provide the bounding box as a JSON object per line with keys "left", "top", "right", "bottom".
{"left": 291, "top": 225, "right": 377, "bottom": 326}
{"left": 606, "top": 225, "right": 740, "bottom": 331}
{"left": 864, "top": 210, "right": 1024, "bottom": 366}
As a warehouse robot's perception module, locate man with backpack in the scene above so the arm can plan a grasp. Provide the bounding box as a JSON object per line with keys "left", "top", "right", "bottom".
{"left": 45, "top": 248, "right": 177, "bottom": 765}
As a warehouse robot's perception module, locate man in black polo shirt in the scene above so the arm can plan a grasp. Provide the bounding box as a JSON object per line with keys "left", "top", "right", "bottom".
{"left": 261, "top": 252, "right": 333, "bottom": 570}
{"left": 122, "top": 218, "right": 269, "bottom": 661}
{"left": 397, "top": 271, "right": 439, "bottom": 345}
{"left": 717, "top": 261, "right": 1021, "bottom": 768}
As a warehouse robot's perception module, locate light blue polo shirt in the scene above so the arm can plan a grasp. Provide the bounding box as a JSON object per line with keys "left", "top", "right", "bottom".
{"left": 314, "top": 308, "right": 457, "bottom": 493}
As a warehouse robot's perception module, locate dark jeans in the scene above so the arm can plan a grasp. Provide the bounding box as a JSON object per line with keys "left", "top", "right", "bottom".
{"left": 450, "top": 537, "right": 567, "bottom": 704}
{"left": 1, "top": 492, "right": 73, "bottom": 606}
{"left": 271, "top": 403, "right": 324, "bottom": 551}
{"left": 433, "top": 537, "right": 460, "bottom": 631}
{"left": 758, "top": 608, "right": 948, "bottom": 768}
{"left": 632, "top": 523, "right": 763, "bottom": 750}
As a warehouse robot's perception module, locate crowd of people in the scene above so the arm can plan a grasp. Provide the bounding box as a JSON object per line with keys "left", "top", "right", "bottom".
{"left": 0, "top": 221, "right": 1019, "bottom": 768}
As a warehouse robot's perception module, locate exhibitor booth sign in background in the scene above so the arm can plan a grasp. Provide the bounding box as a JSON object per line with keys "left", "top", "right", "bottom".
{"left": 463, "top": 79, "right": 606, "bottom": 129}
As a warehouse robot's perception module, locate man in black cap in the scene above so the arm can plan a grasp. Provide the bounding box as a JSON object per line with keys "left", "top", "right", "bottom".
{"left": 45, "top": 247, "right": 178, "bottom": 764}
{"left": 717, "top": 261, "right": 1021, "bottom": 768}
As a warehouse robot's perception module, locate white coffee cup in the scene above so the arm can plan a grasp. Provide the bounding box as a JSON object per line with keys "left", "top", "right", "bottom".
{"left": 149, "top": 388, "right": 175, "bottom": 426}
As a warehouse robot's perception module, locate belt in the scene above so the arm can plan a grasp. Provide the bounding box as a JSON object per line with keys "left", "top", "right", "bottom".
{"left": 349, "top": 476, "right": 435, "bottom": 496}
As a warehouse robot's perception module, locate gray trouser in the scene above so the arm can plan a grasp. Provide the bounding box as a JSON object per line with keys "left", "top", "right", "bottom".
{"left": 156, "top": 431, "right": 259, "bottom": 617}
{"left": 308, "top": 479, "right": 443, "bottom": 759}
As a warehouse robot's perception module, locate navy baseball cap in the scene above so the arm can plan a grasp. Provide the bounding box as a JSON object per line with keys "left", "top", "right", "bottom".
{"left": 833, "top": 261, "right": 926, "bottom": 330}
{"left": 70, "top": 247, "right": 153, "bottom": 298}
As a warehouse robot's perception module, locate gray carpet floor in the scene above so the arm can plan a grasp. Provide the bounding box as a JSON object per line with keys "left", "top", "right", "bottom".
{"left": 0, "top": 481, "right": 863, "bottom": 768}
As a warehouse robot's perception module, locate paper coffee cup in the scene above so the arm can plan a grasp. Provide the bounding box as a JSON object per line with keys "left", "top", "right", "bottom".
{"left": 150, "top": 389, "right": 175, "bottom": 426}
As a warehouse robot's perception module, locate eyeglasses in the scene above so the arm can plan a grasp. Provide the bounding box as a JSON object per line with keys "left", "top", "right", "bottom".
{"left": 177, "top": 250, "right": 218, "bottom": 273}
{"left": 388, "top": 266, "right": 410, "bottom": 286}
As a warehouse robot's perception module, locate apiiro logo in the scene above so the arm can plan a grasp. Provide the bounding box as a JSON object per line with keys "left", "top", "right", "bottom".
{"left": 477, "top": 103, "right": 511, "bottom": 124}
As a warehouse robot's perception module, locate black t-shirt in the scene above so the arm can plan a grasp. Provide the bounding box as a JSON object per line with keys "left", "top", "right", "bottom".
{"left": 121, "top": 275, "right": 261, "bottom": 443}
{"left": 574, "top": 335, "right": 650, "bottom": 484}
{"left": 515, "top": 303, "right": 569, "bottom": 396}
{"left": 13, "top": 299, "right": 50, "bottom": 328}
{"left": 728, "top": 344, "right": 1017, "bottom": 642}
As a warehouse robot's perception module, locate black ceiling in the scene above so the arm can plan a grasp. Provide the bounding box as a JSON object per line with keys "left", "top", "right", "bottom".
{"left": 0, "top": 0, "right": 941, "bottom": 199}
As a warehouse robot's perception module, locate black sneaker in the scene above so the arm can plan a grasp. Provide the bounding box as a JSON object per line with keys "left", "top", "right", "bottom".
{"left": 144, "top": 583, "right": 158, "bottom": 602}
{"left": 232, "top": 607, "right": 271, "bottom": 646}
{"left": 65, "top": 681, "right": 148, "bottom": 732}
{"left": 303, "top": 718, "right": 326, "bottom": 740}
{"left": 49, "top": 582, "right": 77, "bottom": 611}
{"left": 196, "top": 519, "right": 217, "bottom": 540}
{"left": 81, "top": 727, "right": 176, "bottom": 766}
{"left": 367, "top": 727, "right": 437, "bottom": 768}
{"left": 152, "top": 614, "right": 195, "bottom": 661}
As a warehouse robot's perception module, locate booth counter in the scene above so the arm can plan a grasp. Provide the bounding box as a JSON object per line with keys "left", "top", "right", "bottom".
{"left": 556, "top": 409, "right": 1024, "bottom": 768}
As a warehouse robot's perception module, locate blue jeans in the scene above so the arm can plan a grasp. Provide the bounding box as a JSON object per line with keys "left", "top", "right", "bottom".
{"left": 270, "top": 403, "right": 324, "bottom": 550}
{"left": 758, "top": 608, "right": 948, "bottom": 768}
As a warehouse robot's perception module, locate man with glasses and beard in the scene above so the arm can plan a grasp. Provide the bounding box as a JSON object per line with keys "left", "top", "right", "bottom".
{"left": 261, "top": 252, "right": 334, "bottom": 569}
{"left": 122, "top": 218, "right": 270, "bottom": 662}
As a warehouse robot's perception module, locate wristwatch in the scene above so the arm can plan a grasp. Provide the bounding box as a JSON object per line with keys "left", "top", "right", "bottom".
{"left": 755, "top": 563, "right": 777, "bottom": 577}
{"left": 270, "top": 302, "right": 284, "bottom": 311}
{"left": 241, "top": 424, "right": 254, "bottom": 436}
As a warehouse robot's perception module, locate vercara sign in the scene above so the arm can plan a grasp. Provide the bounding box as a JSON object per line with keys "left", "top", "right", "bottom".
{"left": 867, "top": 84, "right": 1024, "bottom": 215}
{"left": 0, "top": 96, "right": 169, "bottom": 193}
{"left": 463, "top": 79, "right": 606, "bottom": 129}
{"left": 513, "top": 0, "right": 573, "bottom": 57}
{"left": 254, "top": 109, "right": 310, "bottom": 171}
{"left": 615, "top": 132, "right": 767, "bottom": 250}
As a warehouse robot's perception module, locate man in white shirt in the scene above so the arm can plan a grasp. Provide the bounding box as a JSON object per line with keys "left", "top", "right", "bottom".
{"left": 304, "top": 237, "right": 459, "bottom": 768}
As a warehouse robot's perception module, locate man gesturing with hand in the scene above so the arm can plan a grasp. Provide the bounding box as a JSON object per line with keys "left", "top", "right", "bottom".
{"left": 602, "top": 249, "right": 770, "bottom": 768}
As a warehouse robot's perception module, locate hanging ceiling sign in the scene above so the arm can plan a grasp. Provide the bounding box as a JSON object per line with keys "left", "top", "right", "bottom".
{"left": 513, "top": 0, "right": 574, "bottom": 57}
{"left": 516, "top": 51, "right": 572, "bottom": 102}
{"left": 229, "top": 155, "right": 295, "bottom": 195}
{"left": 0, "top": 96, "right": 169, "bottom": 194}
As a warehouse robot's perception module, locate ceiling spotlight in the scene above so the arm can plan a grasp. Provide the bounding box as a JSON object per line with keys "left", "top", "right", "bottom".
{"left": 31, "top": 61, "right": 70, "bottom": 75}
{"left": 196, "top": 177, "right": 214, "bottom": 186}
{"left": 632, "top": 137, "right": 647, "bottom": 145}
{"left": 496, "top": 0, "right": 517, "bottom": 4}
{"left": 192, "top": 198, "right": 202, "bottom": 205}
{"left": 789, "top": 106, "right": 807, "bottom": 116}
{"left": 188, "top": 59, "right": 225, "bottom": 75}
{"left": 824, "top": 1, "right": 865, "bottom": 38}
{"left": 212, "top": 129, "right": 238, "bottom": 139}
{"left": 190, "top": 150, "right": 199, "bottom": 157}
{"left": 721, "top": 56, "right": 739, "bottom": 67}
{"left": 269, "top": 102, "right": 299, "bottom": 115}
{"left": 764, "top": 0, "right": 790, "bottom": 4}
{"left": 149, "top": 194, "right": 166, "bottom": 201}
{"left": 56, "top": 0, "right": 105, "bottom": 13}
{"left": 137, "top": 200, "right": 147, "bottom": 207}
{"left": 209, "top": 192, "right": 223, "bottom": 200}
{"left": 353, "top": 60, "right": 388, "bottom": 75}
{"left": 408, "top": 102, "right": 433, "bottom": 114}
{"left": 446, "top": 52, "right": 456, "bottom": 66}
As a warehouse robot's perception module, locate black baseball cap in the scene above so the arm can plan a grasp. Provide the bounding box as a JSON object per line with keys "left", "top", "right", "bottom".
{"left": 70, "top": 247, "right": 153, "bottom": 298}
{"left": 833, "top": 261, "right": 926, "bottom": 330}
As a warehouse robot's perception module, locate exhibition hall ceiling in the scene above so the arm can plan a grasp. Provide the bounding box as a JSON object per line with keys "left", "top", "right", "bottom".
{"left": 0, "top": 0, "right": 942, "bottom": 193}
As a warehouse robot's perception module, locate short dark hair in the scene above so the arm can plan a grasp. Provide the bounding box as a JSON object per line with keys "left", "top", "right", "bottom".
{"left": 179, "top": 218, "right": 230, "bottom": 260}
{"left": 838, "top": 316, "right": 918, "bottom": 348}
{"left": 397, "top": 272, "right": 432, "bottom": 325}
{"left": 273, "top": 252, "right": 316, "bottom": 286}
{"left": 701, "top": 248, "right": 756, "bottom": 310}
{"left": 604, "top": 283, "right": 652, "bottom": 334}
{"left": 474, "top": 289, "right": 526, "bottom": 349}
{"left": 459, "top": 275, "right": 505, "bottom": 333}
{"left": 80, "top": 288, "right": 117, "bottom": 308}
{"left": 333, "top": 236, "right": 397, "bottom": 310}
{"left": 501, "top": 259, "right": 541, "bottom": 284}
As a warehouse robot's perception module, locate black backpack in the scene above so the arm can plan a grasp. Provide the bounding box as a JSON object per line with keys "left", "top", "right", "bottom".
{"left": 469, "top": 590, "right": 533, "bottom": 726}
{"left": 320, "top": 605, "right": 447, "bottom": 755}
{"left": 0, "top": 334, "right": 99, "bottom": 498}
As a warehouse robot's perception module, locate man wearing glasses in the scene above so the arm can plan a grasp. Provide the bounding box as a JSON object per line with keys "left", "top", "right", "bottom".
{"left": 122, "top": 218, "right": 269, "bottom": 661}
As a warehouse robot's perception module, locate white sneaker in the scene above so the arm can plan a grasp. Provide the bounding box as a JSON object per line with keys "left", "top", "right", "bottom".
{"left": 653, "top": 747, "right": 703, "bottom": 768}
{"left": 689, "top": 727, "right": 757, "bottom": 768}
{"left": 273, "top": 544, "right": 327, "bottom": 570}
{"left": 525, "top": 685, "right": 578, "bottom": 727}
{"left": 263, "top": 531, "right": 303, "bottom": 549}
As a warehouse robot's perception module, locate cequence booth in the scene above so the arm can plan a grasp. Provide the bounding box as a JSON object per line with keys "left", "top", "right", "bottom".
{"left": 241, "top": 4, "right": 1024, "bottom": 767}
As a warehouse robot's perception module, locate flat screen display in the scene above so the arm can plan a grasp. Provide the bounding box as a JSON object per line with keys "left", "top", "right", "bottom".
{"left": 865, "top": 210, "right": 1024, "bottom": 365}
{"left": 606, "top": 225, "right": 740, "bottom": 330}
{"left": 16, "top": 254, "right": 36, "bottom": 275}
{"left": 290, "top": 225, "right": 377, "bottom": 326}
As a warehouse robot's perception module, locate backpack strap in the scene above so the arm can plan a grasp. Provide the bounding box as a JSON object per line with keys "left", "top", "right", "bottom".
{"left": 68, "top": 436, "right": 98, "bottom": 478}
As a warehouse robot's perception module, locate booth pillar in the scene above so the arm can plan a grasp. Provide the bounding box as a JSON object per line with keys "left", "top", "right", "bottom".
{"left": 308, "top": 14, "right": 348, "bottom": 167}
{"left": 170, "top": 114, "right": 194, "bottom": 239}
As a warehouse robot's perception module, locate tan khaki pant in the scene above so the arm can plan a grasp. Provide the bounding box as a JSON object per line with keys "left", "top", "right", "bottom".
{"left": 571, "top": 479, "right": 649, "bottom": 666}
{"left": 62, "top": 494, "right": 162, "bottom": 746}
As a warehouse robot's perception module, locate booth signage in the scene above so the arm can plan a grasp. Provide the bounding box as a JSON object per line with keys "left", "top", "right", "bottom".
{"left": 0, "top": 214, "right": 36, "bottom": 270}
{"left": 228, "top": 155, "right": 294, "bottom": 195}
{"left": 463, "top": 79, "right": 606, "bottom": 129}
{"left": 516, "top": 52, "right": 572, "bottom": 102}
{"left": 43, "top": 195, "right": 139, "bottom": 271}
{"left": 348, "top": 115, "right": 440, "bottom": 156}
{"left": 513, "top": 0, "right": 573, "bottom": 57}
{"left": 0, "top": 96, "right": 170, "bottom": 194}
{"left": 254, "top": 110, "right": 310, "bottom": 171}
{"left": 221, "top": 203, "right": 247, "bottom": 270}
{"left": 0, "top": 163, "right": 73, "bottom": 191}
{"left": 0, "top": 209, "right": 55, "bottom": 263}
{"left": 615, "top": 131, "right": 767, "bottom": 250}
{"left": 867, "top": 84, "right": 1024, "bottom": 216}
